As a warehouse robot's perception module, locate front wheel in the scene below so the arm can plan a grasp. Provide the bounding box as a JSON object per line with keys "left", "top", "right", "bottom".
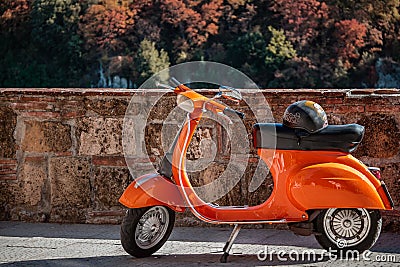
{"left": 121, "top": 206, "right": 175, "bottom": 258}
{"left": 315, "top": 208, "right": 382, "bottom": 253}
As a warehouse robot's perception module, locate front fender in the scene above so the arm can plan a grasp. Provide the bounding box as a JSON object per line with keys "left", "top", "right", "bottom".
{"left": 119, "top": 173, "right": 186, "bottom": 212}
{"left": 289, "top": 163, "right": 386, "bottom": 210}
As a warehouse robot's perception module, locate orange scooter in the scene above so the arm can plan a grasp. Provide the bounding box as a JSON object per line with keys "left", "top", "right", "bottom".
{"left": 119, "top": 78, "right": 394, "bottom": 262}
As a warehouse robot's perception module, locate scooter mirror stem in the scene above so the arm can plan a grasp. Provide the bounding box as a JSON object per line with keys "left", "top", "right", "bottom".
{"left": 156, "top": 82, "right": 175, "bottom": 90}
{"left": 169, "top": 77, "right": 181, "bottom": 87}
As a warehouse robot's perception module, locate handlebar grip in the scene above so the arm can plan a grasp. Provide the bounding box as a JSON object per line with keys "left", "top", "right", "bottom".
{"left": 223, "top": 107, "right": 245, "bottom": 119}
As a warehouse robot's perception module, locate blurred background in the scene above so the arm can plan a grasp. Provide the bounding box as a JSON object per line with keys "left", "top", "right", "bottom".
{"left": 1, "top": 0, "right": 400, "bottom": 89}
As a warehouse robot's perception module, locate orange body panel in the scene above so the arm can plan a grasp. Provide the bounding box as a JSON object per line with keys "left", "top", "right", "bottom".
{"left": 119, "top": 173, "right": 185, "bottom": 212}
{"left": 258, "top": 149, "right": 391, "bottom": 210}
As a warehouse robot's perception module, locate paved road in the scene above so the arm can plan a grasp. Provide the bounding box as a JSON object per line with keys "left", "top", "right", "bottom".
{"left": 0, "top": 221, "right": 399, "bottom": 266}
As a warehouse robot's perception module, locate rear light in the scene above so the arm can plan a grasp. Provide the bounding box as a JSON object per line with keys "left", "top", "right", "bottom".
{"left": 368, "top": 167, "right": 381, "bottom": 180}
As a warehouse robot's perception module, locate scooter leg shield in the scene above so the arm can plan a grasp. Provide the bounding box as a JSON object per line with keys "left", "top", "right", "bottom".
{"left": 119, "top": 173, "right": 186, "bottom": 212}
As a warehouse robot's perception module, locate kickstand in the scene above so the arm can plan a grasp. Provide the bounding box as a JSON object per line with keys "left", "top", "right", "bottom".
{"left": 220, "top": 224, "right": 241, "bottom": 263}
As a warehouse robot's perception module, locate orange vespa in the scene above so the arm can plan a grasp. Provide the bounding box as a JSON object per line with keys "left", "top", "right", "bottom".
{"left": 119, "top": 78, "right": 394, "bottom": 262}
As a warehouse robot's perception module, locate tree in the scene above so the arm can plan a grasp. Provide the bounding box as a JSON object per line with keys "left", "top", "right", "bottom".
{"left": 225, "top": 30, "right": 269, "bottom": 84}
{"left": 218, "top": 0, "right": 256, "bottom": 37}
{"left": 78, "top": 1, "right": 141, "bottom": 86}
{"left": 29, "top": 0, "right": 84, "bottom": 86}
{"left": 265, "top": 26, "right": 297, "bottom": 69}
{"left": 160, "top": 0, "right": 223, "bottom": 61}
{"left": 270, "top": 0, "right": 330, "bottom": 50}
{"left": 0, "top": 0, "right": 399, "bottom": 88}
{"left": 134, "top": 39, "right": 170, "bottom": 86}
{"left": 333, "top": 19, "right": 367, "bottom": 67}
{"left": 79, "top": 2, "right": 136, "bottom": 56}
{"left": 269, "top": 56, "right": 320, "bottom": 88}
{"left": 0, "top": 0, "right": 30, "bottom": 33}
{"left": 31, "top": 0, "right": 82, "bottom": 47}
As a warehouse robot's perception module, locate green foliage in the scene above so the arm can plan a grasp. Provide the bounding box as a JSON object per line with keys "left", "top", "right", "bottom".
{"left": 29, "top": 0, "right": 84, "bottom": 86}
{"left": 227, "top": 31, "right": 266, "bottom": 67}
{"left": 0, "top": 47, "right": 70, "bottom": 87}
{"left": 135, "top": 39, "right": 170, "bottom": 85}
{"left": 269, "top": 57, "right": 319, "bottom": 88}
{"left": 265, "top": 26, "right": 297, "bottom": 69}
{"left": 31, "top": 0, "right": 81, "bottom": 48}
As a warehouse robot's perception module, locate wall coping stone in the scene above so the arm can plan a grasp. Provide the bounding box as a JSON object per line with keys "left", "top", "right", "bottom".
{"left": 1, "top": 88, "right": 399, "bottom": 97}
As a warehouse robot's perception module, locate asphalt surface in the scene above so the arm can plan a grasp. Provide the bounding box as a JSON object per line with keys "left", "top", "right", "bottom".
{"left": 0, "top": 221, "right": 399, "bottom": 267}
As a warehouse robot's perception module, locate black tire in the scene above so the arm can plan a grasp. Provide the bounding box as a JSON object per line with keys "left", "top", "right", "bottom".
{"left": 120, "top": 206, "right": 175, "bottom": 258}
{"left": 315, "top": 208, "right": 382, "bottom": 253}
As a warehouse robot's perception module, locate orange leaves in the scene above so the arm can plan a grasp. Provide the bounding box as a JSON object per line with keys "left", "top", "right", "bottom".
{"left": 206, "top": 23, "right": 218, "bottom": 35}
{"left": 334, "top": 19, "right": 367, "bottom": 63}
{"left": 0, "top": 0, "right": 29, "bottom": 19}
{"left": 79, "top": 3, "right": 136, "bottom": 53}
{"left": 271, "top": 0, "right": 330, "bottom": 47}
{"left": 0, "top": 0, "right": 30, "bottom": 31}
{"left": 160, "top": 0, "right": 223, "bottom": 46}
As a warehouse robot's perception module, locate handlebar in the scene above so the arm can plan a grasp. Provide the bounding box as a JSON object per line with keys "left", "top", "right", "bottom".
{"left": 166, "top": 77, "right": 245, "bottom": 120}
{"left": 223, "top": 107, "right": 245, "bottom": 119}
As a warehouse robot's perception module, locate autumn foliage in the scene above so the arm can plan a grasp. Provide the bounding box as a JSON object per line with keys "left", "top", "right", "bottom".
{"left": 0, "top": 0, "right": 399, "bottom": 88}
{"left": 334, "top": 19, "right": 367, "bottom": 65}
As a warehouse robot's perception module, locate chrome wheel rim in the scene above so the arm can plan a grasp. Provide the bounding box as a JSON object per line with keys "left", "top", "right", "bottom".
{"left": 323, "top": 208, "right": 371, "bottom": 248}
{"left": 135, "top": 206, "right": 169, "bottom": 249}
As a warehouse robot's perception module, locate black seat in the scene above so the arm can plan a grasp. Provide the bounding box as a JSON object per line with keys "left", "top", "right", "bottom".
{"left": 253, "top": 123, "right": 364, "bottom": 153}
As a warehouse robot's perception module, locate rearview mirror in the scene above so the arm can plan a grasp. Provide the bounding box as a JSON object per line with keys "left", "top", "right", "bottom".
{"left": 176, "top": 94, "right": 194, "bottom": 113}
{"left": 219, "top": 86, "right": 242, "bottom": 102}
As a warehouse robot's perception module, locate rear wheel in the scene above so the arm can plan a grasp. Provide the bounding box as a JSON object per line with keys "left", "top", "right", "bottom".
{"left": 121, "top": 206, "right": 175, "bottom": 258}
{"left": 315, "top": 208, "right": 381, "bottom": 253}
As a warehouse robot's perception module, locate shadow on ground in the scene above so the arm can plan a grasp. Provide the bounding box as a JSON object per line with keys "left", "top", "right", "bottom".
{"left": 0, "top": 254, "right": 335, "bottom": 267}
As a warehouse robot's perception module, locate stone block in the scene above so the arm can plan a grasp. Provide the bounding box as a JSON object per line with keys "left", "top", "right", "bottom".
{"left": 22, "top": 121, "right": 71, "bottom": 153}
{"left": 77, "top": 117, "right": 123, "bottom": 155}
{"left": 49, "top": 157, "right": 91, "bottom": 223}
{"left": 215, "top": 160, "right": 272, "bottom": 207}
{"left": 149, "top": 96, "right": 176, "bottom": 121}
{"left": 380, "top": 162, "right": 400, "bottom": 207}
{"left": 0, "top": 157, "right": 48, "bottom": 221}
{"left": 145, "top": 123, "right": 163, "bottom": 158}
{"left": 84, "top": 97, "right": 129, "bottom": 116}
{"left": 187, "top": 127, "right": 214, "bottom": 160}
{"left": 92, "top": 167, "right": 131, "bottom": 210}
{"left": 383, "top": 216, "right": 400, "bottom": 232}
{"left": 18, "top": 157, "right": 47, "bottom": 206}
{"left": 0, "top": 106, "right": 17, "bottom": 158}
{"left": 243, "top": 160, "right": 274, "bottom": 206}
{"left": 0, "top": 182, "right": 15, "bottom": 220}
{"left": 189, "top": 162, "right": 227, "bottom": 204}
{"left": 353, "top": 114, "right": 400, "bottom": 158}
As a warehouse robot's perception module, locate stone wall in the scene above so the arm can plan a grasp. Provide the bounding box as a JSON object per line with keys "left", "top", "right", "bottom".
{"left": 0, "top": 88, "right": 399, "bottom": 231}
